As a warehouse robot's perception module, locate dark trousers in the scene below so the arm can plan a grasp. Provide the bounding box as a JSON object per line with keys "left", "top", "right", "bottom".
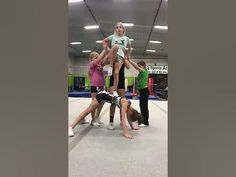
{"left": 139, "top": 88, "right": 149, "bottom": 125}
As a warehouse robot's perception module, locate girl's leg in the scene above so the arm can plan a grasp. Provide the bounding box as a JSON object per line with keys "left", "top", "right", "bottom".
{"left": 95, "top": 102, "right": 105, "bottom": 124}
{"left": 106, "top": 45, "right": 119, "bottom": 66}
{"left": 108, "top": 87, "right": 126, "bottom": 130}
{"left": 109, "top": 104, "right": 116, "bottom": 122}
{"left": 143, "top": 88, "right": 149, "bottom": 125}
{"left": 118, "top": 89, "right": 125, "bottom": 122}
{"left": 110, "top": 62, "right": 122, "bottom": 94}
{"left": 139, "top": 89, "right": 145, "bottom": 124}
{"left": 90, "top": 92, "right": 97, "bottom": 122}
{"left": 139, "top": 88, "right": 149, "bottom": 126}
{"left": 108, "top": 103, "right": 116, "bottom": 130}
{"left": 70, "top": 100, "right": 99, "bottom": 129}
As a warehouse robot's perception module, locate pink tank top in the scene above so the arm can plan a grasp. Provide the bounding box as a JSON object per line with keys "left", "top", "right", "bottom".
{"left": 88, "top": 61, "right": 105, "bottom": 86}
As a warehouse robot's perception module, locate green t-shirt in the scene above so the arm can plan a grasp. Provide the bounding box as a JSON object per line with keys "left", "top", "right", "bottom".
{"left": 108, "top": 34, "right": 130, "bottom": 58}
{"left": 137, "top": 68, "right": 148, "bottom": 90}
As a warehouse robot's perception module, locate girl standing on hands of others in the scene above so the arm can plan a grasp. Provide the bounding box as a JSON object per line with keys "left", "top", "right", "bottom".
{"left": 103, "top": 22, "right": 132, "bottom": 97}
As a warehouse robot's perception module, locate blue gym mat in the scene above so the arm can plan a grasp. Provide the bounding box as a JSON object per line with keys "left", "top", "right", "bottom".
{"left": 68, "top": 91, "right": 161, "bottom": 100}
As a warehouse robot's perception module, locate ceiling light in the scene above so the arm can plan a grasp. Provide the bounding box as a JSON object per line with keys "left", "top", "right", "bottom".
{"left": 82, "top": 50, "right": 91, "bottom": 53}
{"left": 96, "top": 40, "right": 103, "bottom": 43}
{"left": 70, "top": 42, "right": 81, "bottom": 45}
{"left": 84, "top": 25, "right": 99, "bottom": 30}
{"left": 126, "top": 48, "right": 134, "bottom": 50}
{"left": 129, "top": 39, "right": 134, "bottom": 41}
{"left": 146, "top": 49, "right": 156, "bottom": 52}
{"left": 154, "top": 25, "right": 168, "bottom": 30}
{"left": 149, "top": 40, "right": 162, "bottom": 44}
{"left": 68, "top": 0, "right": 83, "bottom": 3}
{"left": 122, "top": 23, "right": 134, "bottom": 27}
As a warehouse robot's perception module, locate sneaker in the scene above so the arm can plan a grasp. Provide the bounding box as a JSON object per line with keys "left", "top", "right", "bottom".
{"left": 91, "top": 120, "right": 100, "bottom": 126}
{"left": 138, "top": 124, "right": 148, "bottom": 127}
{"left": 108, "top": 122, "right": 114, "bottom": 130}
{"left": 68, "top": 127, "right": 74, "bottom": 137}
{"left": 80, "top": 119, "right": 90, "bottom": 124}
{"left": 96, "top": 118, "right": 104, "bottom": 125}
{"left": 113, "top": 91, "right": 118, "bottom": 97}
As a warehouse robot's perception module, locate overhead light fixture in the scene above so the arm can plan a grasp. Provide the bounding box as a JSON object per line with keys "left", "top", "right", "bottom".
{"left": 68, "top": 0, "right": 83, "bottom": 3}
{"left": 149, "top": 40, "right": 162, "bottom": 44}
{"left": 82, "top": 50, "right": 91, "bottom": 53}
{"left": 146, "top": 49, "right": 156, "bottom": 52}
{"left": 70, "top": 42, "right": 81, "bottom": 45}
{"left": 154, "top": 25, "right": 168, "bottom": 30}
{"left": 96, "top": 40, "right": 103, "bottom": 43}
{"left": 129, "top": 39, "right": 134, "bottom": 41}
{"left": 84, "top": 25, "right": 99, "bottom": 30}
{"left": 126, "top": 48, "right": 134, "bottom": 50}
{"left": 122, "top": 23, "right": 134, "bottom": 27}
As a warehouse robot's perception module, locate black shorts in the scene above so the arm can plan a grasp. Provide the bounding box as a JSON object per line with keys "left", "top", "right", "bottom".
{"left": 110, "top": 64, "right": 125, "bottom": 89}
{"left": 90, "top": 86, "right": 104, "bottom": 93}
{"left": 96, "top": 92, "right": 113, "bottom": 103}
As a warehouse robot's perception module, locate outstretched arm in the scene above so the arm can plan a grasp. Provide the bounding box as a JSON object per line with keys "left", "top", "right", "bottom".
{"left": 121, "top": 107, "right": 133, "bottom": 139}
{"left": 127, "top": 114, "right": 134, "bottom": 129}
{"left": 125, "top": 42, "right": 132, "bottom": 60}
{"left": 90, "top": 50, "right": 106, "bottom": 66}
{"left": 123, "top": 57, "right": 131, "bottom": 69}
{"left": 102, "top": 38, "right": 110, "bottom": 51}
{"left": 101, "top": 52, "right": 111, "bottom": 66}
{"left": 126, "top": 58, "right": 144, "bottom": 72}
{"left": 101, "top": 37, "right": 112, "bottom": 66}
{"left": 120, "top": 100, "right": 133, "bottom": 139}
{"left": 127, "top": 114, "right": 140, "bottom": 130}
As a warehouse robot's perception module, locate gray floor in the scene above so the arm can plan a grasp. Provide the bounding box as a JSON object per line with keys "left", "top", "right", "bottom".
{"left": 68, "top": 98, "right": 167, "bottom": 177}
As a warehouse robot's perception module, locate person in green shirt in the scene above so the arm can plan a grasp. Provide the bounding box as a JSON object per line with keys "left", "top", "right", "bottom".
{"left": 127, "top": 59, "right": 149, "bottom": 126}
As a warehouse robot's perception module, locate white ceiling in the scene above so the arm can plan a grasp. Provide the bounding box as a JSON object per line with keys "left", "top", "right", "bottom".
{"left": 68, "top": 0, "right": 168, "bottom": 59}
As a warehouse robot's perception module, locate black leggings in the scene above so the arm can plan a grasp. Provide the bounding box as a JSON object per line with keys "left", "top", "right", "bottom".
{"left": 139, "top": 88, "right": 149, "bottom": 125}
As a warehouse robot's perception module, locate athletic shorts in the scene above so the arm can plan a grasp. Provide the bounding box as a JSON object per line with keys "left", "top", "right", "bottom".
{"left": 115, "top": 55, "right": 124, "bottom": 63}
{"left": 90, "top": 86, "right": 105, "bottom": 93}
{"left": 96, "top": 92, "right": 113, "bottom": 103}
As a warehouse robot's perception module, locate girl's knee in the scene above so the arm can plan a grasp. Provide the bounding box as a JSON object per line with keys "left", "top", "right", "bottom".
{"left": 114, "top": 70, "right": 119, "bottom": 76}
{"left": 112, "top": 44, "right": 119, "bottom": 51}
{"left": 87, "top": 105, "right": 95, "bottom": 112}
